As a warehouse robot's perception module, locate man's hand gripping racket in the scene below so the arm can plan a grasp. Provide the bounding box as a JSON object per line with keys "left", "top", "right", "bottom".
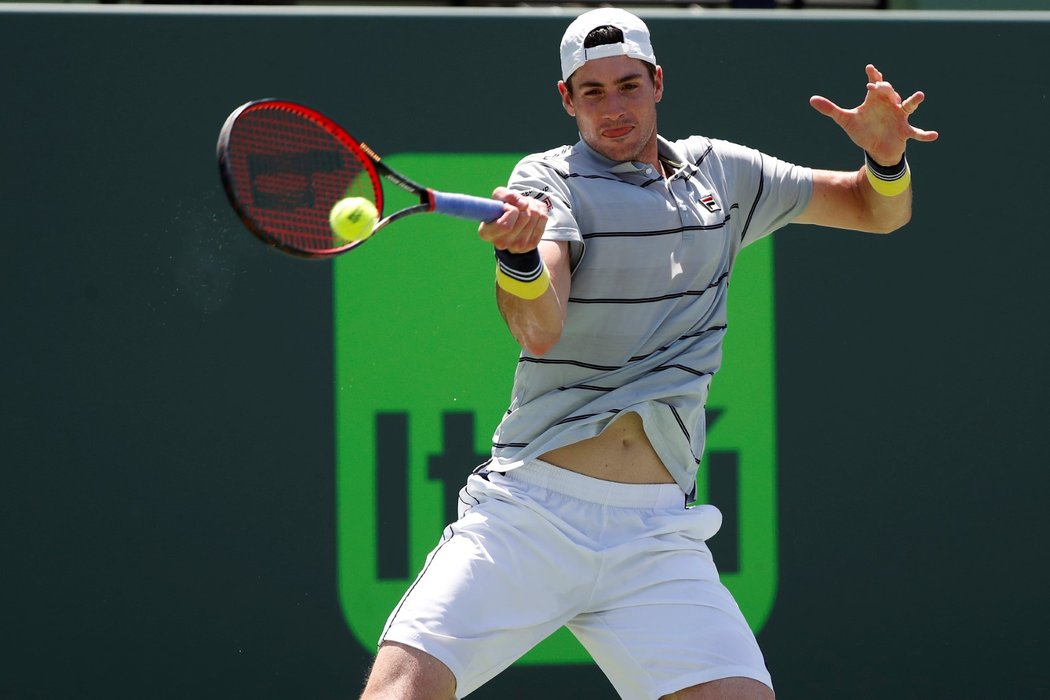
{"left": 216, "top": 99, "right": 507, "bottom": 258}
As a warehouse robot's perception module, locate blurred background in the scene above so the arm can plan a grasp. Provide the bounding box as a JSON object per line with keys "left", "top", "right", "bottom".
{"left": 3, "top": 1, "right": 1048, "bottom": 699}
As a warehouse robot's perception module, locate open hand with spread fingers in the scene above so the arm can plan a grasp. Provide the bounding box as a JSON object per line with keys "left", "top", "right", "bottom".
{"left": 809, "top": 64, "right": 939, "bottom": 167}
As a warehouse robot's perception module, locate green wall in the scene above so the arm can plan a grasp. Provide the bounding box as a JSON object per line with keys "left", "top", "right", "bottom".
{"left": 3, "top": 6, "right": 1048, "bottom": 698}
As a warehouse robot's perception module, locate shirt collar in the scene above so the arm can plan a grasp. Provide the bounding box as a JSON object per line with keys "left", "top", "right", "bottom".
{"left": 575, "top": 135, "right": 690, "bottom": 180}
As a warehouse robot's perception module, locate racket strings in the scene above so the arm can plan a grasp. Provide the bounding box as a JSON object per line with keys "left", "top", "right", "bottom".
{"left": 226, "top": 104, "right": 381, "bottom": 254}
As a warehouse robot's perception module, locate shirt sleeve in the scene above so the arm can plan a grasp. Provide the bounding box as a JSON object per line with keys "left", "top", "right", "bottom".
{"left": 507, "top": 154, "right": 581, "bottom": 239}
{"left": 709, "top": 138, "right": 813, "bottom": 248}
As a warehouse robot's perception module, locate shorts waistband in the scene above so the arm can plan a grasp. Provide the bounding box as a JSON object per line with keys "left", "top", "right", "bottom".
{"left": 499, "top": 459, "right": 686, "bottom": 509}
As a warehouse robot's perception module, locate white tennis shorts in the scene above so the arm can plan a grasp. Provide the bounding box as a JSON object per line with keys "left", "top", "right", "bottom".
{"left": 379, "top": 460, "right": 772, "bottom": 699}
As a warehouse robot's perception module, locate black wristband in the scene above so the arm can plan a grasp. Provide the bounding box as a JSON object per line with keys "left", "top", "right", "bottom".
{"left": 494, "top": 248, "right": 544, "bottom": 282}
{"left": 864, "top": 151, "right": 907, "bottom": 178}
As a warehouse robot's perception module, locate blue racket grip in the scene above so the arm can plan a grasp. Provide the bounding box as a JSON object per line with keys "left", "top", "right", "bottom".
{"left": 429, "top": 190, "right": 507, "bottom": 223}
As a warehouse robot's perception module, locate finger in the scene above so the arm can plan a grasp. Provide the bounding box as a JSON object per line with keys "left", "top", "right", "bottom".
{"left": 490, "top": 186, "right": 518, "bottom": 204}
{"left": 491, "top": 187, "right": 541, "bottom": 216}
{"left": 500, "top": 198, "right": 548, "bottom": 251}
{"left": 901, "top": 91, "right": 926, "bottom": 115}
{"left": 481, "top": 188, "right": 549, "bottom": 250}
{"left": 508, "top": 203, "right": 548, "bottom": 253}
{"left": 481, "top": 188, "right": 528, "bottom": 230}
{"left": 867, "top": 80, "right": 902, "bottom": 105}
{"left": 502, "top": 191, "right": 545, "bottom": 235}
{"left": 510, "top": 197, "right": 545, "bottom": 228}
{"left": 522, "top": 208, "right": 549, "bottom": 249}
{"left": 478, "top": 206, "right": 519, "bottom": 244}
{"left": 809, "top": 95, "right": 845, "bottom": 119}
{"left": 909, "top": 127, "right": 939, "bottom": 143}
{"left": 866, "top": 64, "right": 883, "bottom": 83}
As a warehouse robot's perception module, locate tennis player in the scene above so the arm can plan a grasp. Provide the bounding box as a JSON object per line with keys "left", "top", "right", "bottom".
{"left": 361, "top": 8, "right": 937, "bottom": 700}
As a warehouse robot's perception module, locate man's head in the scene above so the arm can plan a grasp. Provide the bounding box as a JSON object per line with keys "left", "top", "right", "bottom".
{"left": 557, "top": 9, "right": 663, "bottom": 165}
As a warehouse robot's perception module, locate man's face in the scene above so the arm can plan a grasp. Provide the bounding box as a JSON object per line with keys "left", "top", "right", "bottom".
{"left": 559, "top": 55, "right": 663, "bottom": 165}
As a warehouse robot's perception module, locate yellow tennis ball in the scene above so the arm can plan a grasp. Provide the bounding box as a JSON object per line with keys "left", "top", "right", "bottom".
{"left": 329, "top": 197, "right": 378, "bottom": 242}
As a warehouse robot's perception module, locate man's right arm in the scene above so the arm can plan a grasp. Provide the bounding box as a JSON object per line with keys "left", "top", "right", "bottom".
{"left": 495, "top": 239, "right": 570, "bottom": 357}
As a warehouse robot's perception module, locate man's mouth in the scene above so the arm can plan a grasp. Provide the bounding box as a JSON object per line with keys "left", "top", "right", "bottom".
{"left": 602, "top": 125, "right": 634, "bottom": 139}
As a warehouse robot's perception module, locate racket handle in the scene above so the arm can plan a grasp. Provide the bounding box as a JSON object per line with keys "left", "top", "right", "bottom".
{"left": 429, "top": 190, "right": 507, "bottom": 223}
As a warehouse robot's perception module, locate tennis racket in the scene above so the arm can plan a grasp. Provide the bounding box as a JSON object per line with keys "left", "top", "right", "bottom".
{"left": 216, "top": 98, "right": 506, "bottom": 259}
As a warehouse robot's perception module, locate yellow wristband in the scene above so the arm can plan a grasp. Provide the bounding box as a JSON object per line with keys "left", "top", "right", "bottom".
{"left": 496, "top": 263, "right": 550, "bottom": 300}
{"left": 865, "top": 152, "right": 911, "bottom": 197}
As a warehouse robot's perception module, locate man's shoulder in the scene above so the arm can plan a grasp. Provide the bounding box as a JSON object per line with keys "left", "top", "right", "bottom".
{"left": 525, "top": 144, "right": 575, "bottom": 161}
{"left": 518, "top": 143, "right": 587, "bottom": 169}
{"left": 514, "top": 142, "right": 606, "bottom": 184}
{"left": 667, "top": 133, "right": 710, "bottom": 151}
{"left": 665, "top": 134, "right": 756, "bottom": 163}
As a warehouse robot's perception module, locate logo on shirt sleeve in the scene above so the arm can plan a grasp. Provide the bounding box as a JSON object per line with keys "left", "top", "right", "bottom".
{"left": 520, "top": 187, "right": 555, "bottom": 212}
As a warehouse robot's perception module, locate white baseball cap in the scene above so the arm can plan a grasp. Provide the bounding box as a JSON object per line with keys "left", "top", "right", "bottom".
{"left": 559, "top": 8, "right": 657, "bottom": 83}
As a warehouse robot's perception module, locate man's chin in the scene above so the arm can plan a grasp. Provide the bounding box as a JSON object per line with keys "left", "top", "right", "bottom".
{"left": 594, "top": 140, "right": 643, "bottom": 164}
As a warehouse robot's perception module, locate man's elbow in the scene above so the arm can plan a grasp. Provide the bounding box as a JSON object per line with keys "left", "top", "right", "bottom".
{"left": 520, "top": 327, "right": 562, "bottom": 357}
{"left": 869, "top": 201, "right": 912, "bottom": 234}
{"left": 500, "top": 290, "right": 566, "bottom": 356}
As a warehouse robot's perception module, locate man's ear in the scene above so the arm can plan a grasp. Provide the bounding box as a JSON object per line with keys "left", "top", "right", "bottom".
{"left": 654, "top": 65, "right": 664, "bottom": 104}
{"left": 558, "top": 80, "right": 576, "bottom": 117}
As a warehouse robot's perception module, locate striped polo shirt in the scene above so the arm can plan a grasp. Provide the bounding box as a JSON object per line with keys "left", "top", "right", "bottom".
{"left": 489, "top": 134, "right": 812, "bottom": 496}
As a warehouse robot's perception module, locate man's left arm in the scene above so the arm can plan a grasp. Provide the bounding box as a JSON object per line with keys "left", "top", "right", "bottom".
{"left": 793, "top": 64, "right": 939, "bottom": 234}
